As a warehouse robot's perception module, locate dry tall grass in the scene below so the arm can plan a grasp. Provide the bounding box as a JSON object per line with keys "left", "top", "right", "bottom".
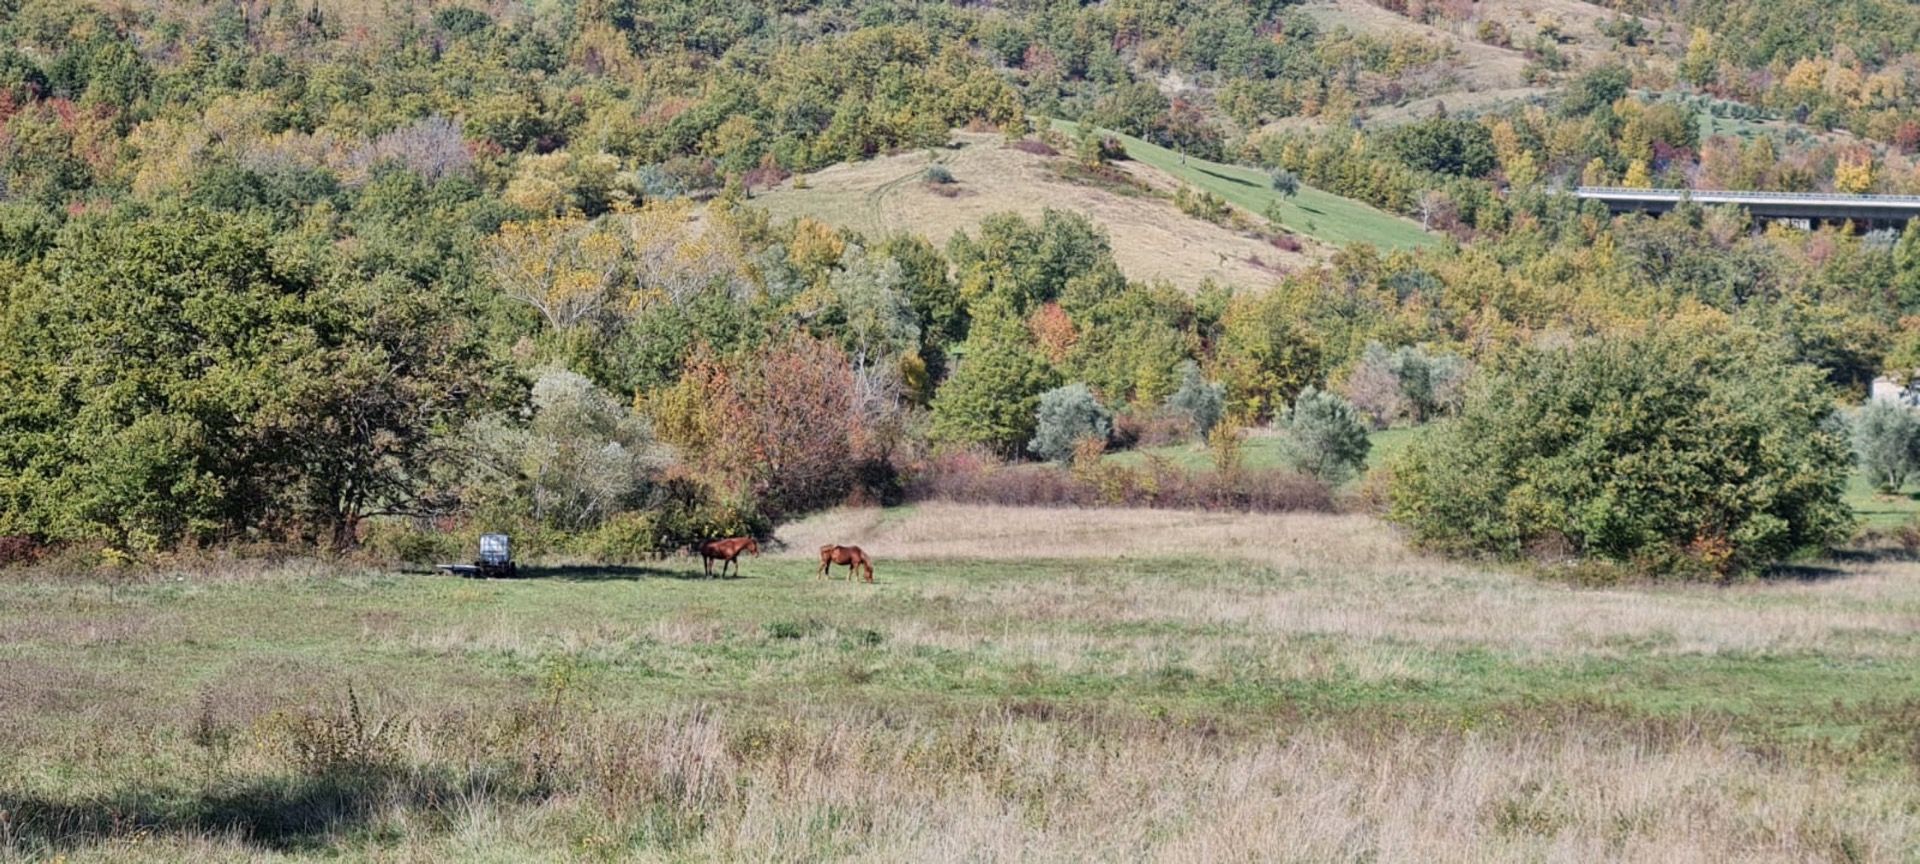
{"left": 779, "top": 504, "right": 1920, "bottom": 658}
{"left": 4, "top": 702, "right": 1914, "bottom": 863}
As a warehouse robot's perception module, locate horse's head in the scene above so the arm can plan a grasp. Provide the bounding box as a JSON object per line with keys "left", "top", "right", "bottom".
{"left": 748, "top": 538, "right": 761, "bottom": 556}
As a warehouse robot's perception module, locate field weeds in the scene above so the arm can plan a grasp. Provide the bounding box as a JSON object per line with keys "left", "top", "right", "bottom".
{"left": 7, "top": 698, "right": 1915, "bottom": 862}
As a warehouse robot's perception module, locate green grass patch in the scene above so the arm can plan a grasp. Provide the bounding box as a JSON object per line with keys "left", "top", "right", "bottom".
{"left": 1051, "top": 119, "right": 1439, "bottom": 251}
{"left": 1845, "top": 469, "right": 1920, "bottom": 530}
{"left": 6, "top": 556, "right": 1915, "bottom": 746}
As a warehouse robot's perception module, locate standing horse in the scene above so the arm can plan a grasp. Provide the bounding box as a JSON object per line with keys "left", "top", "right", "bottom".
{"left": 696, "top": 537, "right": 759, "bottom": 578}
{"left": 817, "top": 545, "right": 874, "bottom": 582}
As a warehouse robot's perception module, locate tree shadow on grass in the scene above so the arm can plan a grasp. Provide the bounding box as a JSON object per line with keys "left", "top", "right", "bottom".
{"left": 1763, "top": 547, "right": 1919, "bottom": 582}
{"left": 513, "top": 563, "right": 704, "bottom": 582}
{"left": 1761, "top": 562, "right": 1857, "bottom": 583}
{"left": 1194, "top": 166, "right": 1258, "bottom": 188}
{"left": 2, "top": 769, "right": 534, "bottom": 855}
{"left": 1817, "top": 546, "right": 1918, "bottom": 566}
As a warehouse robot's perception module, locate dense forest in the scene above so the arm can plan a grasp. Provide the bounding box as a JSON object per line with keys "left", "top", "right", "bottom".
{"left": 2, "top": 0, "right": 1919, "bottom": 575}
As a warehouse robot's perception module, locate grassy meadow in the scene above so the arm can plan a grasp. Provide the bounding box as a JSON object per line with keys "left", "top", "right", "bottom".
{"left": 4, "top": 505, "right": 1919, "bottom": 861}
{"left": 1848, "top": 469, "right": 1920, "bottom": 530}
{"left": 1051, "top": 120, "right": 1440, "bottom": 251}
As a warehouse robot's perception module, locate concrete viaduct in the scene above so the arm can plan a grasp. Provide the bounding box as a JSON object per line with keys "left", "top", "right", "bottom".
{"left": 1574, "top": 186, "right": 1920, "bottom": 231}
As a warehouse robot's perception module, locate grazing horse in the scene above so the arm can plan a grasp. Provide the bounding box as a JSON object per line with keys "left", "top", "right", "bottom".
{"left": 818, "top": 545, "right": 874, "bottom": 583}
{"left": 696, "top": 537, "right": 759, "bottom": 578}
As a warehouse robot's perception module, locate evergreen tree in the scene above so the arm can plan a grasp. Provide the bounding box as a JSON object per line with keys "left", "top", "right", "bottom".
{"left": 930, "top": 314, "right": 1060, "bottom": 455}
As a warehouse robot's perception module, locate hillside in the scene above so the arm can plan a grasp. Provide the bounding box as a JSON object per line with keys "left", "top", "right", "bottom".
{"left": 1053, "top": 121, "right": 1441, "bottom": 251}
{"left": 1271, "top": 0, "right": 1675, "bottom": 130}
{"left": 752, "top": 132, "right": 1326, "bottom": 290}
{"left": 11, "top": 0, "right": 1920, "bottom": 859}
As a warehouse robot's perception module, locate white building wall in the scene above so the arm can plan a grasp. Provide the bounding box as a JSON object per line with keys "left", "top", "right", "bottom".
{"left": 1871, "top": 376, "right": 1920, "bottom": 407}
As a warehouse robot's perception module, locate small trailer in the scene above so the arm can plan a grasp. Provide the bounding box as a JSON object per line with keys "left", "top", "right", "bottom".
{"left": 436, "top": 533, "right": 517, "bottom": 578}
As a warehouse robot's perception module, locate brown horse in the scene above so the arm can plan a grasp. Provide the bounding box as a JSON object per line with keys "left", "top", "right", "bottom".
{"left": 817, "top": 545, "right": 874, "bottom": 582}
{"left": 696, "top": 536, "right": 759, "bottom": 578}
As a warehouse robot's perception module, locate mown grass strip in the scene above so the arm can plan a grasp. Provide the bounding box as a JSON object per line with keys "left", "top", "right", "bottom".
{"left": 1051, "top": 118, "right": 1440, "bottom": 251}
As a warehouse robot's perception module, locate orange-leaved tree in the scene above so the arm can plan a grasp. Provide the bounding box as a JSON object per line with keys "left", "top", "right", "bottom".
{"left": 651, "top": 334, "right": 861, "bottom": 520}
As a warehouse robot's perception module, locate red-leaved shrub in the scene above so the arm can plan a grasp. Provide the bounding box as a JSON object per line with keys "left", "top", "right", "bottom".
{"left": 742, "top": 164, "right": 791, "bottom": 192}
{"left": 1112, "top": 410, "right": 1192, "bottom": 449}
{"left": 0, "top": 535, "right": 44, "bottom": 567}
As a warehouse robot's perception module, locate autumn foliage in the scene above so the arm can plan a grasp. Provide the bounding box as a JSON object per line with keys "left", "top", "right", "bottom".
{"left": 652, "top": 334, "right": 863, "bottom": 519}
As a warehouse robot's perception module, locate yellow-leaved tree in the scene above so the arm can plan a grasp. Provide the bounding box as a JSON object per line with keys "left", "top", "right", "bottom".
{"left": 1581, "top": 157, "right": 1611, "bottom": 187}
{"left": 485, "top": 215, "right": 627, "bottom": 333}
{"left": 1622, "top": 160, "right": 1653, "bottom": 189}
{"left": 1682, "top": 27, "right": 1715, "bottom": 86}
{"left": 1834, "top": 152, "right": 1875, "bottom": 194}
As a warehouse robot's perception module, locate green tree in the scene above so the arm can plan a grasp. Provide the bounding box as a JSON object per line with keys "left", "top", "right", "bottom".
{"left": 1387, "top": 116, "right": 1497, "bottom": 177}
{"left": 949, "top": 210, "right": 1118, "bottom": 319}
{"left": 1390, "top": 329, "right": 1853, "bottom": 577}
{"left": 931, "top": 314, "right": 1060, "bottom": 455}
{"left": 1269, "top": 168, "right": 1300, "bottom": 198}
{"left": 0, "top": 210, "right": 309, "bottom": 548}
{"left": 876, "top": 233, "right": 966, "bottom": 377}
{"left": 1853, "top": 401, "right": 1920, "bottom": 493}
{"left": 1894, "top": 220, "right": 1920, "bottom": 314}
{"left": 1166, "top": 360, "right": 1225, "bottom": 442}
{"left": 1028, "top": 383, "right": 1113, "bottom": 463}
{"left": 280, "top": 272, "right": 515, "bottom": 549}
{"left": 1058, "top": 273, "right": 1189, "bottom": 408}
{"left": 474, "top": 368, "right": 667, "bottom": 531}
{"left": 1282, "top": 388, "right": 1370, "bottom": 484}
{"left": 1561, "top": 64, "right": 1632, "bottom": 117}
{"left": 1216, "top": 292, "right": 1326, "bottom": 422}
{"left": 0, "top": 208, "right": 509, "bottom": 551}
{"left": 1086, "top": 81, "right": 1170, "bottom": 139}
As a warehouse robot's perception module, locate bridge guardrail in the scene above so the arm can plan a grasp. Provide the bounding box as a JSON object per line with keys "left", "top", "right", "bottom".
{"left": 1574, "top": 186, "right": 1920, "bottom": 205}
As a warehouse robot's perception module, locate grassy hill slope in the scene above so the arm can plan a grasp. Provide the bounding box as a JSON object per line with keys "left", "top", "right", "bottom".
{"left": 1054, "top": 120, "right": 1440, "bottom": 251}
{"left": 752, "top": 132, "right": 1325, "bottom": 291}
